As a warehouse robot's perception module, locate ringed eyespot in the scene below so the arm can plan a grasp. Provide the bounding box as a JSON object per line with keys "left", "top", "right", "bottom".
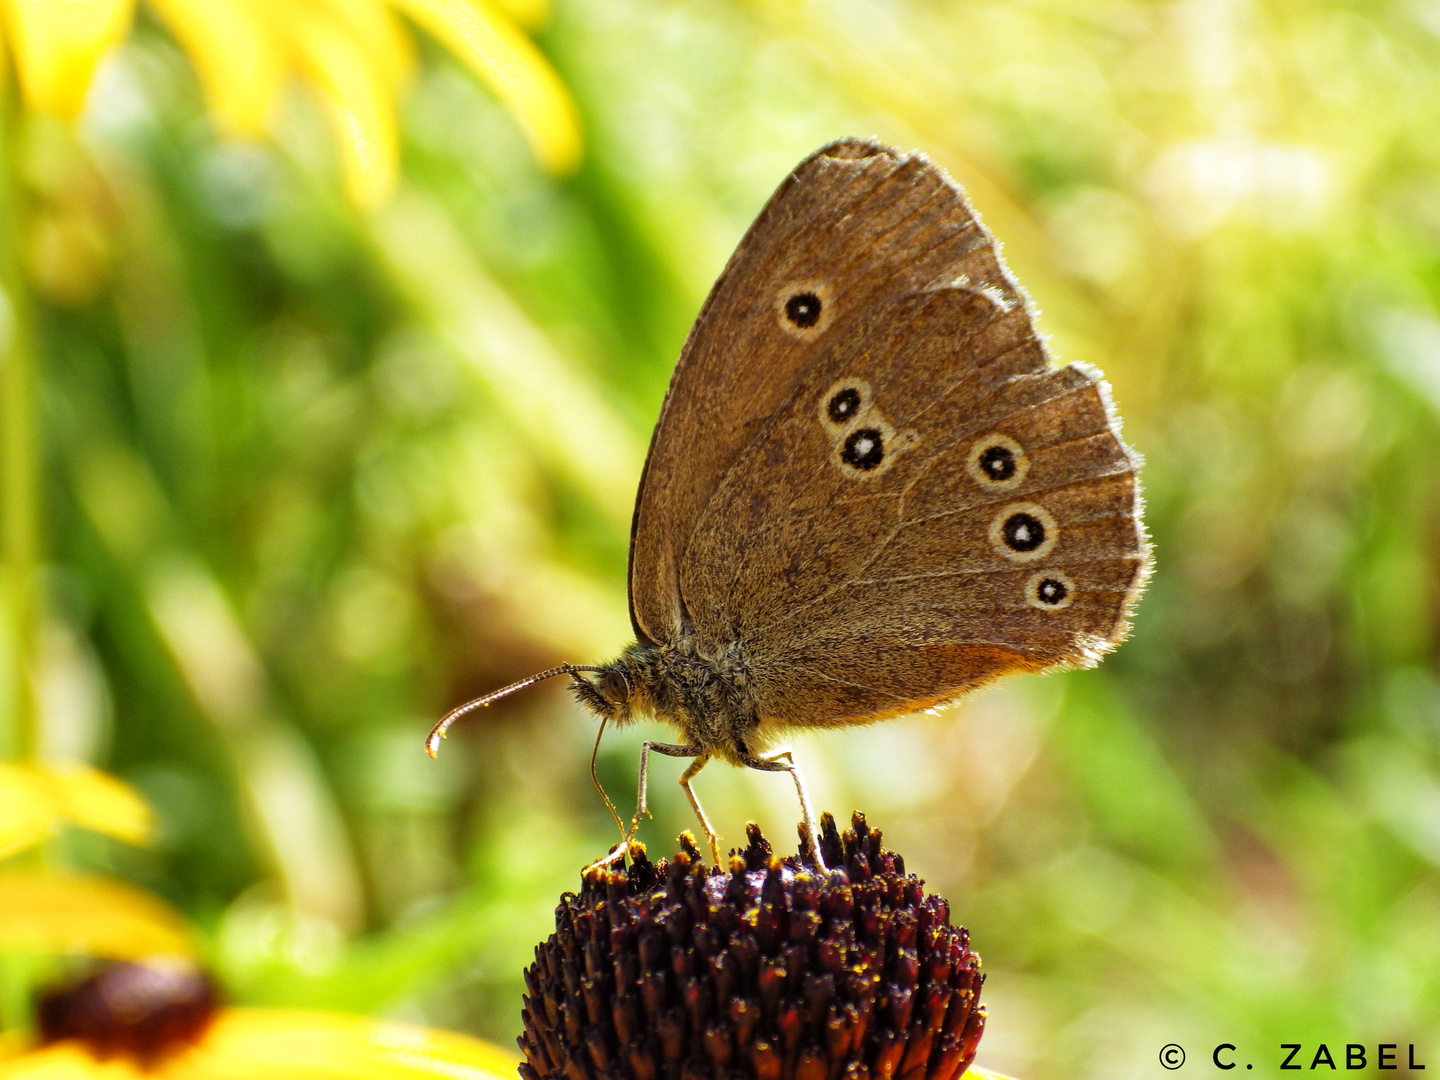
{"left": 1026, "top": 570, "right": 1074, "bottom": 610}
{"left": 841, "top": 427, "right": 885, "bottom": 470}
{"left": 828, "top": 387, "right": 861, "bottom": 423}
{"left": 786, "top": 292, "right": 822, "bottom": 328}
{"left": 775, "top": 280, "right": 833, "bottom": 337}
{"left": 966, "top": 433, "right": 1028, "bottom": 491}
{"left": 987, "top": 502, "right": 1058, "bottom": 563}
{"left": 817, "top": 377, "right": 871, "bottom": 433}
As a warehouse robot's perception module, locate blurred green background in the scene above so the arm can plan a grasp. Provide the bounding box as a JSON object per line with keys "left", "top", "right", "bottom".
{"left": 3, "top": 1, "right": 1440, "bottom": 1077}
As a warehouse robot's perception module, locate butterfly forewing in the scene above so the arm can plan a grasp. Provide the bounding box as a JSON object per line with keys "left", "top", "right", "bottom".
{"left": 629, "top": 140, "right": 1006, "bottom": 642}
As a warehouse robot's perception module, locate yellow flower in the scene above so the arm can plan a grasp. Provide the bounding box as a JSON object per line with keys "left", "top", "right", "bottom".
{"left": 0, "top": 770, "right": 518, "bottom": 1079}
{"left": 0, "top": 961, "right": 521, "bottom": 1080}
{"left": 0, "top": 762, "right": 154, "bottom": 860}
{"left": 0, "top": 0, "right": 581, "bottom": 206}
{"left": 0, "top": 762, "right": 198, "bottom": 959}
{"left": 0, "top": 869, "right": 194, "bottom": 960}
{"left": 3, "top": 1010, "right": 520, "bottom": 1079}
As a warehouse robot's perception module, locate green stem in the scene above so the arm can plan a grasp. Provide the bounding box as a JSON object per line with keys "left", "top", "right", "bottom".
{"left": 0, "top": 102, "right": 39, "bottom": 762}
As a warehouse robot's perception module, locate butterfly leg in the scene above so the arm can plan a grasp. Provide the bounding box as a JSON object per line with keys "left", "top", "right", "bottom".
{"left": 738, "top": 749, "right": 828, "bottom": 874}
{"left": 633, "top": 741, "right": 701, "bottom": 834}
{"left": 587, "top": 741, "right": 701, "bottom": 872}
{"left": 677, "top": 754, "right": 723, "bottom": 866}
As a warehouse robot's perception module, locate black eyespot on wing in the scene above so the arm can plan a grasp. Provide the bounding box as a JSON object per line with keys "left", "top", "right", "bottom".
{"left": 1025, "top": 568, "right": 1073, "bottom": 609}
{"left": 841, "top": 428, "right": 885, "bottom": 470}
{"left": 989, "top": 503, "right": 1057, "bottom": 563}
{"left": 1002, "top": 512, "right": 1045, "bottom": 552}
{"left": 785, "top": 292, "right": 823, "bottom": 328}
{"left": 827, "top": 387, "right": 861, "bottom": 423}
{"left": 1036, "top": 577, "right": 1068, "bottom": 605}
{"left": 967, "top": 434, "right": 1028, "bottom": 491}
{"left": 978, "top": 444, "right": 1016, "bottom": 481}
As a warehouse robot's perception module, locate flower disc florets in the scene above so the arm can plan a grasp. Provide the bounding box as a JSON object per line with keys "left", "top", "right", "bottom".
{"left": 520, "top": 813, "right": 985, "bottom": 1080}
{"left": 37, "top": 961, "right": 218, "bottom": 1063}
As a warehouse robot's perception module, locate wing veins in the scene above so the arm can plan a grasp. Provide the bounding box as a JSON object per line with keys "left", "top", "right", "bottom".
{"left": 847, "top": 558, "right": 1141, "bottom": 588}
{"left": 895, "top": 386, "right": 1116, "bottom": 505}
{"left": 785, "top": 664, "right": 910, "bottom": 702}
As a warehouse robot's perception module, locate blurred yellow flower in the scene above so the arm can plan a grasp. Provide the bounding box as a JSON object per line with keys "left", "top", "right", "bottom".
{"left": 0, "top": 870, "right": 195, "bottom": 959}
{"left": 0, "top": 0, "right": 582, "bottom": 206}
{"left": 0, "top": 763, "right": 191, "bottom": 959}
{"left": 0, "top": 963, "right": 521, "bottom": 1080}
{"left": 0, "top": 763, "right": 153, "bottom": 859}
{"left": 1, "top": 1011, "right": 519, "bottom": 1080}
{"left": 0, "top": 770, "right": 516, "bottom": 1080}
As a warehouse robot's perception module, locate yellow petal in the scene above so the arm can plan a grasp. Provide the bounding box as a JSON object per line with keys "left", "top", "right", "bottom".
{"left": 0, "top": 765, "right": 54, "bottom": 860}
{"left": 170, "top": 1008, "right": 518, "bottom": 1080}
{"left": 289, "top": 8, "right": 399, "bottom": 208}
{"left": 144, "top": 0, "right": 284, "bottom": 135}
{"left": 45, "top": 765, "right": 154, "bottom": 847}
{"left": 0, "top": 0, "right": 134, "bottom": 116}
{"left": 967, "top": 1069, "right": 1022, "bottom": 1080}
{"left": 0, "top": 764, "right": 153, "bottom": 857}
{"left": 0, "top": 1042, "right": 142, "bottom": 1078}
{"left": 390, "top": 0, "right": 581, "bottom": 175}
{"left": 485, "top": 0, "right": 547, "bottom": 33}
{"left": 308, "top": 0, "right": 416, "bottom": 91}
{"left": 0, "top": 870, "right": 194, "bottom": 959}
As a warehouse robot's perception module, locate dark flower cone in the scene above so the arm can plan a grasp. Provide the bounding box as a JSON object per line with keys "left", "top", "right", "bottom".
{"left": 520, "top": 812, "right": 985, "bottom": 1080}
{"left": 37, "top": 961, "right": 219, "bottom": 1063}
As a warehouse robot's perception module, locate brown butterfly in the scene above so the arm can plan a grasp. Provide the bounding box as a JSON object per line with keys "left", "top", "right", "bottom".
{"left": 429, "top": 139, "right": 1150, "bottom": 872}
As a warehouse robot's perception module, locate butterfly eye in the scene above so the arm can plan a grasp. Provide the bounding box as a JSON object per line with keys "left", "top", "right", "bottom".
{"left": 988, "top": 503, "right": 1059, "bottom": 562}
{"left": 1026, "top": 571, "right": 1075, "bottom": 610}
{"left": 966, "top": 433, "right": 1028, "bottom": 491}
{"left": 600, "top": 669, "right": 630, "bottom": 705}
{"left": 785, "top": 292, "right": 822, "bottom": 328}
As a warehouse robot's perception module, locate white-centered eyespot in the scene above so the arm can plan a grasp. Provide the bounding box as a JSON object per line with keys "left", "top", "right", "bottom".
{"left": 818, "top": 377, "right": 872, "bottom": 435}
{"left": 987, "top": 502, "right": 1059, "bottom": 563}
{"left": 965, "top": 433, "right": 1028, "bottom": 491}
{"left": 1026, "top": 570, "right": 1075, "bottom": 610}
{"left": 830, "top": 413, "right": 919, "bottom": 479}
{"left": 776, "top": 280, "right": 835, "bottom": 338}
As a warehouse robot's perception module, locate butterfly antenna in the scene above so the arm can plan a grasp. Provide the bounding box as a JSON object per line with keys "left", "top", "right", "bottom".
{"left": 426, "top": 664, "right": 605, "bottom": 758}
